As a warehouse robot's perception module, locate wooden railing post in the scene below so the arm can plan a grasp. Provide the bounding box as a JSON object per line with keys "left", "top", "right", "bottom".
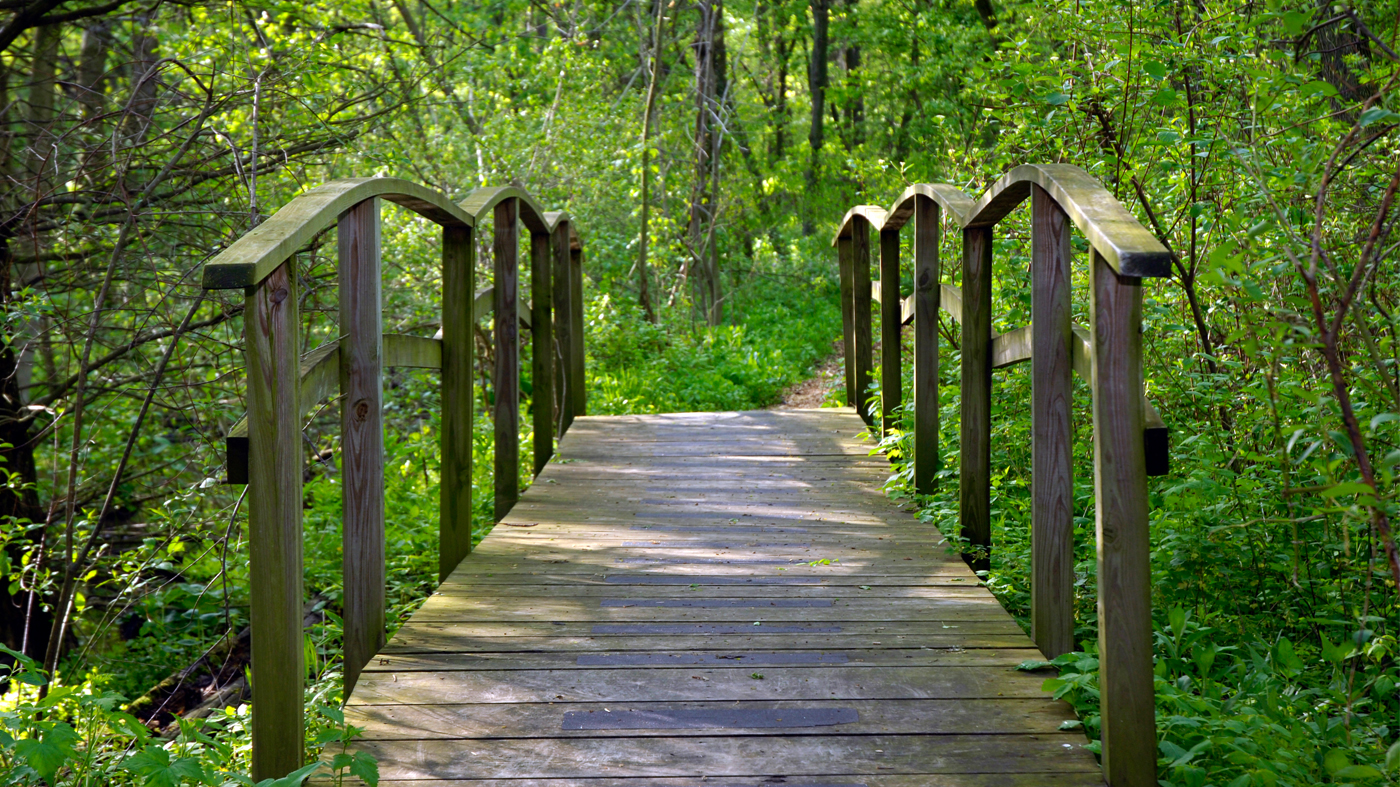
{"left": 1090, "top": 250, "right": 1154, "bottom": 787}
{"left": 530, "top": 231, "right": 554, "bottom": 474}
{"left": 339, "top": 198, "right": 385, "bottom": 695}
{"left": 878, "top": 228, "right": 901, "bottom": 435}
{"left": 440, "top": 224, "right": 474, "bottom": 581}
{"left": 569, "top": 245, "right": 586, "bottom": 418}
{"left": 912, "top": 196, "right": 940, "bottom": 495}
{"left": 836, "top": 236, "right": 856, "bottom": 407}
{"left": 1031, "top": 185, "right": 1075, "bottom": 659}
{"left": 852, "top": 217, "right": 874, "bottom": 424}
{"left": 960, "top": 226, "right": 992, "bottom": 572}
{"left": 245, "top": 260, "right": 304, "bottom": 781}
{"left": 494, "top": 198, "right": 520, "bottom": 521}
{"left": 551, "top": 224, "right": 574, "bottom": 436}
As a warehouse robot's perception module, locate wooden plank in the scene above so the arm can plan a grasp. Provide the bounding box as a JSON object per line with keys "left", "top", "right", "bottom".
{"left": 552, "top": 223, "right": 574, "bottom": 435}
{"left": 1031, "top": 185, "right": 1075, "bottom": 660}
{"left": 382, "top": 632, "right": 1038, "bottom": 654}
{"left": 1090, "top": 250, "right": 1154, "bottom": 787}
{"left": 852, "top": 218, "right": 874, "bottom": 425}
{"left": 959, "top": 227, "right": 992, "bottom": 573}
{"left": 364, "top": 647, "right": 1048, "bottom": 672}
{"left": 878, "top": 229, "right": 901, "bottom": 435}
{"left": 837, "top": 236, "right": 856, "bottom": 407}
{"left": 494, "top": 198, "right": 520, "bottom": 521}
{"left": 347, "top": 698, "right": 1082, "bottom": 739}
{"left": 202, "top": 178, "right": 473, "bottom": 289}
{"left": 441, "top": 225, "right": 475, "bottom": 580}
{"left": 339, "top": 197, "right": 386, "bottom": 695}
{"left": 531, "top": 231, "right": 555, "bottom": 475}
{"left": 569, "top": 246, "right": 585, "bottom": 418}
{"left": 913, "top": 195, "right": 940, "bottom": 495}
{"left": 372, "top": 777, "right": 1105, "bottom": 787}
{"left": 346, "top": 410, "right": 1098, "bottom": 784}
{"left": 352, "top": 735, "right": 1099, "bottom": 780}
{"left": 244, "top": 260, "right": 305, "bottom": 779}
{"left": 349, "top": 664, "right": 1056, "bottom": 705}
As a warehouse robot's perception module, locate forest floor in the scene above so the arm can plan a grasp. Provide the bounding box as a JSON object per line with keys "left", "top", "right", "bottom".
{"left": 771, "top": 339, "right": 843, "bottom": 408}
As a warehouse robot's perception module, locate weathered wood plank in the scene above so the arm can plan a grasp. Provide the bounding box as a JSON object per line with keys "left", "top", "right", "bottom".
{"left": 551, "top": 222, "right": 574, "bottom": 434}
{"left": 441, "top": 226, "right": 475, "bottom": 580}
{"left": 879, "top": 228, "right": 901, "bottom": 435}
{"left": 913, "top": 195, "right": 940, "bottom": 495}
{"left": 531, "top": 231, "right": 554, "bottom": 474}
{"left": 853, "top": 219, "right": 874, "bottom": 425}
{"left": 347, "top": 698, "right": 1082, "bottom": 739}
{"left": 349, "top": 665, "right": 1062, "bottom": 705}
{"left": 244, "top": 261, "right": 304, "bottom": 779}
{"left": 347, "top": 410, "right": 1097, "bottom": 784}
{"left": 837, "top": 237, "right": 856, "bottom": 407}
{"left": 339, "top": 198, "right": 386, "bottom": 695}
{"left": 1090, "top": 251, "right": 1154, "bottom": 787}
{"left": 568, "top": 245, "right": 586, "bottom": 418}
{"left": 363, "top": 647, "right": 1049, "bottom": 672}
{"left": 494, "top": 198, "right": 520, "bottom": 520}
{"left": 960, "top": 227, "right": 992, "bottom": 573}
{"left": 1031, "top": 185, "right": 1075, "bottom": 660}
{"left": 353, "top": 735, "right": 1100, "bottom": 780}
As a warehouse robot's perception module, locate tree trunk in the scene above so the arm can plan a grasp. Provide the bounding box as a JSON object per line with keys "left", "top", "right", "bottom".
{"left": 636, "top": 0, "right": 664, "bottom": 324}
{"left": 688, "top": 0, "right": 725, "bottom": 325}
{"left": 803, "top": 0, "right": 829, "bottom": 234}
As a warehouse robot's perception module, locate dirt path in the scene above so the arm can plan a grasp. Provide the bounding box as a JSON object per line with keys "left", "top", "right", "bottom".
{"left": 770, "top": 339, "right": 845, "bottom": 409}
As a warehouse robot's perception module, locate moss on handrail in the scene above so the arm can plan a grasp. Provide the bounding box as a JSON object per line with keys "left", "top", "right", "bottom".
{"left": 830, "top": 164, "right": 1172, "bottom": 278}
{"left": 202, "top": 178, "right": 476, "bottom": 290}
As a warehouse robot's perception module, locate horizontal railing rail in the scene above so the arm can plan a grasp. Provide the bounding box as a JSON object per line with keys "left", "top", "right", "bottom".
{"left": 203, "top": 177, "right": 585, "bottom": 781}
{"left": 834, "top": 164, "right": 1168, "bottom": 787}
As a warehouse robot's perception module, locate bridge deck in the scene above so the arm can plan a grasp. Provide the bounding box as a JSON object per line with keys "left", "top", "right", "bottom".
{"left": 346, "top": 408, "right": 1104, "bottom": 786}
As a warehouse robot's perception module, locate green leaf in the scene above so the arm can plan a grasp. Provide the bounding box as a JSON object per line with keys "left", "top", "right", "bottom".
{"left": 1143, "top": 61, "right": 1167, "bottom": 80}
{"left": 1321, "top": 481, "right": 1371, "bottom": 498}
{"left": 123, "top": 746, "right": 208, "bottom": 787}
{"left": 350, "top": 751, "right": 380, "bottom": 787}
{"left": 1386, "top": 740, "right": 1400, "bottom": 771}
{"left": 1044, "top": 92, "right": 1070, "bottom": 106}
{"left": 15, "top": 724, "right": 81, "bottom": 785}
{"left": 1360, "top": 108, "right": 1400, "bottom": 128}
{"left": 1334, "top": 764, "right": 1384, "bottom": 778}
{"left": 1323, "top": 748, "right": 1351, "bottom": 775}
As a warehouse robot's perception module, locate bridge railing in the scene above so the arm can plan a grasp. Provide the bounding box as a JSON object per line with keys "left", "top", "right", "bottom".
{"left": 834, "top": 165, "right": 1170, "bottom": 787}
{"left": 202, "top": 178, "right": 585, "bottom": 780}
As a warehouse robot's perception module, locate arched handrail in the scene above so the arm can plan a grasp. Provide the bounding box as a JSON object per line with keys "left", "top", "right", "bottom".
{"left": 459, "top": 184, "right": 551, "bottom": 233}
{"left": 202, "top": 178, "right": 476, "bottom": 289}
{"left": 202, "top": 178, "right": 585, "bottom": 782}
{"left": 834, "top": 164, "right": 1167, "bottom": 787}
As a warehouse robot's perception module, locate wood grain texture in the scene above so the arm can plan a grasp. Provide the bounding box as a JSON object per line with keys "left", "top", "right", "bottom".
{"left": 551, "top": 222, "right": 574, "bottom": 435}
{"left": 852, "top": 218, "right": 874, "bottom": 426}
{"left": 913, "top": 196, "right": 940, "bottom": 495}
{"left": 202, "top": 178, "right": 474, "bottom": 289}
{"left": 244, "top": 261, "right": 305, "bottom": 779}
{"left": 569, "top": 246, "right": 586, "bottom": 418}
{"left": 339, "top": 198, "right": 387, "bottom": 695}
{"left": 837, "top": 237, "right": 856, "bottom": 407}
{"left": 1090, "top": 251, "right": 1154, "bottom": 787}
{"left": 494, "top": 198, "right": 520, "bottom": 521}
{"left": 441, "top": 226, "right": 475, "bottom": 581}
{"left": 960, "top": 227, "right": 992, "bottom": 573}
{"left": 1030, "top": 186, "right": 1075, "bottom": 660}
{"left": 878, "top": 229, "right": 901, "bottom": 435}
{"left": 343, "top": 410, "right": 1100, "bottom": 784}
{"left": 530, "top": 231, "right": 554, "bottom": 475}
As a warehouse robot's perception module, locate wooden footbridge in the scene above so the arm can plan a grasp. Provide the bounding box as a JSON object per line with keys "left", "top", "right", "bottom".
{"left": 203, "top": 166, "right": 1171, "bottom": 787}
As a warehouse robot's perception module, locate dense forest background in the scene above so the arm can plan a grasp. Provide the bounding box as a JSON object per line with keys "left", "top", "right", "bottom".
{"left": 0, "top": 0, "right": 1396, "bottom": 783}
